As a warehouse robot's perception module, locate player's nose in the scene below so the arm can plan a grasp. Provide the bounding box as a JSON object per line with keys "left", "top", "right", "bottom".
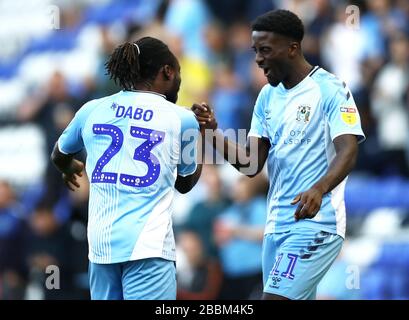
{"left": 255, "top": 52, "right": 264, "bottom": 65}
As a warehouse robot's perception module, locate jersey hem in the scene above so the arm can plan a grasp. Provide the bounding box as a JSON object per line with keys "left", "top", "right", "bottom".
{"left": 57, "top": 140, "right": 82, "bottom": 155}
{"left": 248, "top": 132, "right": 268, "bottom": 139}
{"left": 177, "top": 163, "right": 198, "bottom": 177}
{"left": 264, "top": 224, "right": 345, "bottom": 239}
{"left": 332, "top": 131, "right": 366, "bottom": 144}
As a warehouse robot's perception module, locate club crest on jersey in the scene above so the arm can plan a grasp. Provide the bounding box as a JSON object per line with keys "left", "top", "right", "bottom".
{"left": 340, "top": 106, "right": 357, "bottom": 126}
{"left": 296, "top": 105, "right": 311, "bottom": 123}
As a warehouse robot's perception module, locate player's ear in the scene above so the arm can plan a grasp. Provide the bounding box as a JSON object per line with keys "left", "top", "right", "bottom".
{"left": 162, "top": 65, "right": 174, "bottom": 80}
{"left": 288, "top": 42, "right": 299, "bottom": 58}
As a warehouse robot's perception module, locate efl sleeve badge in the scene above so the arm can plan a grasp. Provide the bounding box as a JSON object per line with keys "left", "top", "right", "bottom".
{"left": 340, "top": 106, "right": 357, "bottom": 126}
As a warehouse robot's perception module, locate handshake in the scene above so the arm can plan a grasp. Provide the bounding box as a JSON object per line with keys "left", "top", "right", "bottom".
{"left": 191, "top": 102, "right": 218, "bottom": 131}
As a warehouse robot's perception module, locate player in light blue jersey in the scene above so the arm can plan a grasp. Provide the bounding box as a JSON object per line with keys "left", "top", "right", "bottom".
{"left": 193, "top": 10, "right": 365, "bottom": 300}
{"left": 51, "top": 37, "right": 203, "bottom": 300}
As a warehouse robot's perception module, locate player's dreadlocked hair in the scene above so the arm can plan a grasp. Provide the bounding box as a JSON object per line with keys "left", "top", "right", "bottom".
{"left": 251, "top": 9, "right": 304, "bottom": 42}
{"left": 105, "top": 36, "right": 178, "bottom": 90}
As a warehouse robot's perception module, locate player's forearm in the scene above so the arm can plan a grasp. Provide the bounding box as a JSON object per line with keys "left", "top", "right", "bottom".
{"left": 50, "top": 143, "right": 77, "bottom": 175}
{"left": 193, "top": 103, "right": 262, "bottom": 174}
{"left": 205, "top": 129, "right": 255, "bottom": 173}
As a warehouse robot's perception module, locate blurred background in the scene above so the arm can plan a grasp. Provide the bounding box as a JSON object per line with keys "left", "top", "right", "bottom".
{"left": 0, "top": 0, "right": 409, "bottom": 300}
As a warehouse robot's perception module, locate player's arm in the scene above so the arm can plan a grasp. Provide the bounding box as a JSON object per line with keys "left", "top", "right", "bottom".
{"left": 293, "top": 81, "right": 365, "bottom": 221}
{"left": 175, "top": 136, "right": 204, "bottom": 193}
{"left": 51, "top": 143, "right": 84, "bottom": 191}
{"left": 174, "top": 112, "right": 204, "bottom": 194}
{"left": 50, "top": 100, "right": 97, "bottom": 191}
{"left": 175, "top": 164, "right": 203, "bottom": 194}
{"left": 192, "top": 103, "right": 270, "bottom": 177}
{"left": 292, "top": 134, "right": 358, "bottom": 220}
{"left": 214, "top": 132, "right": 270, "bottom": 177}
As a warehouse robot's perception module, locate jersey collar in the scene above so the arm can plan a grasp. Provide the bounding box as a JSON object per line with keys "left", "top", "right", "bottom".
{"left": 123, "top": 89, "right": 166, "bottom": 99}
{"left": 278, "top": 66, "right": 320, "bottom": 93}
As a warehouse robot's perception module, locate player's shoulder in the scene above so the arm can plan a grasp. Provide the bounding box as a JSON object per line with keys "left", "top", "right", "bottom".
{"left": 255, "top": 83, "right": 274, "bottom": 105}
{"left": 76, "top": 92, "right": 122, "bottom": 122}
{"left": 260, "top": 83, "right": 274, "bottom": 96}
{"left": 85, "top": 92, "right": 121, "bottom": 109}
{"left": 310, "top": 68, "right": 347, "bottom": 92}
{"left": 168, "top": 103, "right": 198, "bottom": 125}
{"left": 79, "top": 92, "right": 120, "bottom": 114}
{"left": 310, "top": 68, "right": 349, "bottom": 100}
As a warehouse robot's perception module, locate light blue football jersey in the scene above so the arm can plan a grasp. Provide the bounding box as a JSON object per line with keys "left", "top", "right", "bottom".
{"left": 248, "top": 67, "right": 365, "bottom": 238}
{"left": 58, "top": 90, "right": 199, "bottom": 264}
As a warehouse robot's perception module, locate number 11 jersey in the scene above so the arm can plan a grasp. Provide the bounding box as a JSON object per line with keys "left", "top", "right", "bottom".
{"left": 58, "top": 90, "right": 199, "bottom": 264}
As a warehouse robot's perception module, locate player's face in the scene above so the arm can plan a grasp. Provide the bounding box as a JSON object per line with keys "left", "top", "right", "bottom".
{"left": 165, "top": 63, "right": 181, "bottom": 104}
{"left": 251, "top": 31, "right": 292, "bottom": 87}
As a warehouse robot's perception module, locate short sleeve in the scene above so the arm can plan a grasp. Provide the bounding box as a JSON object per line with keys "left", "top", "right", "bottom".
{"left": 58, "top": 101, "right": 95, "bottom": 154}
{"left": 324, "top": 84, "right": 366, "bottom": 144}
{"left": 248, "top": 86, "right": 269, "bottom": 139}
{"left": 177, "top": 110, "right": 200, "bottom": 177}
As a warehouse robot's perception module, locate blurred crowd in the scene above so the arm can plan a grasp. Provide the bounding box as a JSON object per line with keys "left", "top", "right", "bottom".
{"left": 1, "top": 0, "right": 409, "bottom": 299}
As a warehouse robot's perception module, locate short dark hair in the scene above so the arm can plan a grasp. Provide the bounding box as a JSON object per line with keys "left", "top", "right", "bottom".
{"left": 251, "top": 9, "right": 304, "bottom": 42}
{"left": 105, "top": 36, "right": 178, "bottom": 90}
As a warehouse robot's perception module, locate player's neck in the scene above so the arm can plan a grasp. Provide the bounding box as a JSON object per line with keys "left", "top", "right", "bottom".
{"left": 132, "top": 82, "right": 166, "bottom": 97}
{"left": 282, "top": 59, "right": 313, "bottom": 90}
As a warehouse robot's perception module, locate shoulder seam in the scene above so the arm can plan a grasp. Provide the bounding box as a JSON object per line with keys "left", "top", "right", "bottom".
{"left": 169, "top": 104, "right": 196, "bottom": 124}
{"left": 82, "top": 94, "right": 118, "bottom": 135}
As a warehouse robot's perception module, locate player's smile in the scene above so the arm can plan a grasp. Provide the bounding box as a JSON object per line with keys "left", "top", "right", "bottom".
{"left": 264, "top": 66, "right": 277, "bottom": 79}
{"left": 252, "top": 31, "right": 289, "bottom": 86}
{"left": 263, "top": 67, "right": 276, "bottom": 83}
{"left": 262, "top": 67, "right": 271, "bottom": 77}
{"left": 259, "top": 63, "right": 281, "bottom": 86}
{"left": 257, "top": 63, "right": 273, "bottom": 77}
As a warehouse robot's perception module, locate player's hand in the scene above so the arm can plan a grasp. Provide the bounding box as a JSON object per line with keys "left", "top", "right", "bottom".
{"left": 62, "top": 159, "right": 85, "bottom": 191}
{"left": 291, "top": 187, "right": 324, "bottom": 221}
{"left": 191, "top": 102, "right": 218, "bottom": 130}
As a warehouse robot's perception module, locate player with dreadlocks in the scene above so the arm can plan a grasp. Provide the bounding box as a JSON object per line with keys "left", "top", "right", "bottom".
{"left": 51, "top": 37, "right": 202, "bottom": 300}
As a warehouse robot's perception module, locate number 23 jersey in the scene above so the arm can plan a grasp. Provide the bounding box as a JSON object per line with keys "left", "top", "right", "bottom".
{"left": 58, "top": 90, "right": 199, "bottom": 264}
